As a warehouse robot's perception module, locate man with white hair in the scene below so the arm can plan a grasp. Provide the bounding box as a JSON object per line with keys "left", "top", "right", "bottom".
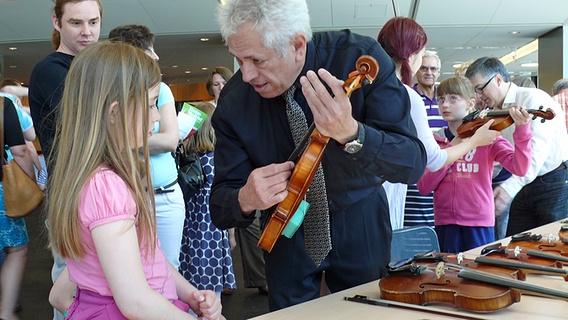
{"left": 210, "top": 0, "right": 426, "bottom": 311}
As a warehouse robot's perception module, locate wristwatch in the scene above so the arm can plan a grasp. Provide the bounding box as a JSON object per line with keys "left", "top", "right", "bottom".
{"left": 341, "top": 121, "right": 365, "bottom": 154}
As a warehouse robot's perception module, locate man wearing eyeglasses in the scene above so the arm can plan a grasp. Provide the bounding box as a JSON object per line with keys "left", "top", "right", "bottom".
{"left": 466, "top": 57, "right": 568, "bottom": 237}
{"left": 413, "top": 51, "right": 446, "bottom": 130}
{"left": 405, "top": 51, "right": 446, "bottom": 229}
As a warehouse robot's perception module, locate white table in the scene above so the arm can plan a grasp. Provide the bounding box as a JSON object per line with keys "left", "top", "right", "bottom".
{"left": 251, "top": 220, "right": 568, "bottom": 320}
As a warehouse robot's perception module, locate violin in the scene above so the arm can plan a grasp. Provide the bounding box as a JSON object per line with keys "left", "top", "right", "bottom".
{"left": 480, "top": 242, "right": 566, "bottom": 270}
{"left": 396, "top": 250, "right": 567, "bottom": 282}
{"left": 380, "top": 252, "right": 568, "bottom": 313}
{"left": 503, "top": 232, "right": 568, "bottom": 258}
{"left": 456, "top": 106, "right": 555, "bottom": 138}
{"left": 257, "top": 55, "right": 379, "bottom": 252}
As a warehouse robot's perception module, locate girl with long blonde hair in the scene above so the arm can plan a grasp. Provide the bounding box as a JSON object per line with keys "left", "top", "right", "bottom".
{"left": 47, "top": 41, "right": 223, "bottom": 319}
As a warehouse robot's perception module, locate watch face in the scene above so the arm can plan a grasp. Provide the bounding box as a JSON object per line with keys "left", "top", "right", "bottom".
{"left": 344, "top": 142, "right": 362, "bottom": 154}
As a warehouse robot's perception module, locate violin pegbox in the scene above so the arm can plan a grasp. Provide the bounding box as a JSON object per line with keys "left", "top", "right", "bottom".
{"left": 531, "top": 105, "right": 556, "bottom": 123}
{"left": 510, "top": 231, "right": 542, "bottom": 242}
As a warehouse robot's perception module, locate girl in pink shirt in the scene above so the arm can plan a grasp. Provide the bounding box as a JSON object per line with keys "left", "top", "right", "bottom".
{"left": 47, "top": 41, "right": 223, "bottom": 319}
{"left": 417, "top": 76, "right": 532, "bottom": 253}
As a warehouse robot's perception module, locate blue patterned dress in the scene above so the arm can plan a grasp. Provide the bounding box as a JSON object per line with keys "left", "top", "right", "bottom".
{"left": 0, "top": 184, "right": 29, "bottom": 248}
{"left": 179, "top": 151, "right": 236, "bottom": 292}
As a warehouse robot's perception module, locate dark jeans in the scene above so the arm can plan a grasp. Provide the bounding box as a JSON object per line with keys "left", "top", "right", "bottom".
{"left": 506, "top": 167, "right": 568, "bottom": 236}
{"left": 236, "top": 215, "right": 267, "bottom": 288}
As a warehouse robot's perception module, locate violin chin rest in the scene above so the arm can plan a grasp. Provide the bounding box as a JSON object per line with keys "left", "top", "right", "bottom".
{"left": 282, "top": 200, "right": 309, "bottom": 238}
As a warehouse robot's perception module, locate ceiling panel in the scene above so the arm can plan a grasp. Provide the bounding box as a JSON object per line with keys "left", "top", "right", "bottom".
{"left": 416, "top": 0, "right": 500, "bottom": 25}
{"left": 98, "top": 2, "right": 160, "bottom": 36}
{"left": 331, "top": 0, "right": 392, "bottom": 28}
{"left": 0, "top": 0, "right": 53, "bottom": 41}
{"left": 492, "top": 0, "right": 568, "bottom": 24}
{"left": 137, "top": 0, "right": 220, "bottom": 34}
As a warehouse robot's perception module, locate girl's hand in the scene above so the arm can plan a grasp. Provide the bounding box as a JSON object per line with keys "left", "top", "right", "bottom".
{"left": 467, "top": 119, "right": 501, "bottom": 147}
{"left": 188, "top": 290, "right": 224, "bottom": 320}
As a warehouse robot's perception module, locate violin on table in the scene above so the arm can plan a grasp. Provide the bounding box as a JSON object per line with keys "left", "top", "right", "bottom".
{"left": 503, "top": 232, "right": 568, "bottom": 258}
{"left": 395, "top": 249, "right": 568, "bottom": 282}
{"left": 379, "top": 251, "right": 568, "bottom": 313}
{"left": 456, "top": 106, "right": 555, "bottom": 138}
{"left": 480, "top": 242, "right": 568, "bottom": 268}
{"left": 257, "top": 55, "right": 379, "bottom": 252}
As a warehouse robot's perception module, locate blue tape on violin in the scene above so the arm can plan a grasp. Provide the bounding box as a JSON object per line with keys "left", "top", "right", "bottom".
{"left": 282, "top": 200, "right": 309, "bottom": 238}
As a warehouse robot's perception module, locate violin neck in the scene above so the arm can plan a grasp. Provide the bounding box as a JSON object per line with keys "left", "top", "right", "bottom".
{"left": 458, "top": 268, "right": 568, "bottom": 301}
{"left": 527, "top": 249, "right": 568, "bottom": 263}
{"left": 475, "top": 256, "right": 568, "bottom": 274}
{"left": 485, "top": 108, "right": 539, "bottom": 117}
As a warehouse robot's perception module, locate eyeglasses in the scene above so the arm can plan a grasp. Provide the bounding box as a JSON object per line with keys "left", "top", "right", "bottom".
{"left": 438, "top": 96, "right": 462, "bottom": 104}
{"left": 419, "top": 66, "right": 439, "bottom": 72}
{"left": 474, "top": 74, "right": 497, "bottom": 94}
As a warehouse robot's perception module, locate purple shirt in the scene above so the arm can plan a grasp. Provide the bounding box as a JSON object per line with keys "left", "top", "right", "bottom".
{"left": 413, "top": 84, "right": 447, "bottom": 130}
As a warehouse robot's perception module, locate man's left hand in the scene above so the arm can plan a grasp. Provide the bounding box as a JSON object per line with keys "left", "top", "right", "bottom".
{"left": 300, "top": 68, "right": 358, "bottom": 144}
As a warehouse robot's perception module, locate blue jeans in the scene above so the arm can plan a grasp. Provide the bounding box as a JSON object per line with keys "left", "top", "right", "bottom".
{"left": 506, "top": 167, "right": 568, "bottom": 236}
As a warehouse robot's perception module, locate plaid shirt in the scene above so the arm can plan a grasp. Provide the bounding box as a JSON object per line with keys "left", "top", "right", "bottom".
{"left": 552, "top": 89, "right": 568, "bottom": 133}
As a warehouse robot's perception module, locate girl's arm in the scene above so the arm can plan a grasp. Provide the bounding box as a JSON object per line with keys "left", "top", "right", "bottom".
{"left": 416, "top": 165, "right": 451, "bottom": 196}
{"left": 0, "top": 85, "right": 28, "bottom": 98}
{"left": 148, "top": 86, "right": 180, "bottom": 154}
{"left": 48, "top": 267, "right": 76, "bottom": 314}
{"left": 169, "top": 264, "right": 225, "bottom": 320}
{"left": 92, "top": 220, "right": 195, "bottom": 320}
{"left": 9, "top": 144, "right": 35, "bottom": 180}
{"left": 443, "top": 120, "right": 500, "bottom": 167}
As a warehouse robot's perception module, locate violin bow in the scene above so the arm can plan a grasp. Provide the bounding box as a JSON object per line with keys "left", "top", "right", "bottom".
{"left": 344, "top": 295, "right": 488, "bottom": 320}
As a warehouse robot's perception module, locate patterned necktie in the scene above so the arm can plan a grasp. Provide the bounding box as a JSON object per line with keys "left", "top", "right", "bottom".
{"left": 283, "top": 85, "right": 331, "bottom": 267}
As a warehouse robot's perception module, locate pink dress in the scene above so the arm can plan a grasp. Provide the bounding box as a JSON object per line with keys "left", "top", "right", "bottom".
{"left": 64, "top": 167, "right": 186, "bottom": 318}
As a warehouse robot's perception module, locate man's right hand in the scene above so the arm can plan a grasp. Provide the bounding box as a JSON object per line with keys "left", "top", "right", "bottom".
{"left": 237, "top": 161, "right": 295, "bottom": 216}
{"left": 494, "top": 186, "right": 512, "bottom": 217}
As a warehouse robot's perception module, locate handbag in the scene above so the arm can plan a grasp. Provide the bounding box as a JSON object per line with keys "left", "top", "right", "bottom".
{"left": 175, "top": 141, "right": 205, "bottom": 203}
{"left": 0, "top": 97, "right": 45, "bottom": 218}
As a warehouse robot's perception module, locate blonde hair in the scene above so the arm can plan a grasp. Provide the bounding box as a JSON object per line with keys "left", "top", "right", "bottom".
{"left": 454, "top": 61, "right": 472, "bottom": 77}
{"left": 437, "top": 76, "right": 476, "bottom": 101}
{"left": 185, "top": 102, "right": 216, "bottom": 153}
{"left": 48, "top": 41, "right": 161, "bottom": 259}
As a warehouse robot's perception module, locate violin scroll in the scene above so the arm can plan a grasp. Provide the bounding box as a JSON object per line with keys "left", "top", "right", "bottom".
{"left": 530, "top": 106, "right": 555, "bottom": 123}
{"left": 343, "top": 55, "right": 379, "bottom": 97}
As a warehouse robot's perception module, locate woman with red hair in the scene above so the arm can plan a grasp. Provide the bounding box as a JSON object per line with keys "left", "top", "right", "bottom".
{"left": 377, "top": 17, "right": 499, "bottom": 230}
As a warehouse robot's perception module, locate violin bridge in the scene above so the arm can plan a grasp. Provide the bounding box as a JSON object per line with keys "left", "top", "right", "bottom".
{"left": 513, "top": 246, "right": 522, "bottom": 257}
{"left": 457, "top": 252, "right": 464, "bottom": 265}
{"left": 546, "top": 233, "right": 557, "bottom": 243}
{"left": 435, "top": 262, "right": 445, "bottom": 279}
